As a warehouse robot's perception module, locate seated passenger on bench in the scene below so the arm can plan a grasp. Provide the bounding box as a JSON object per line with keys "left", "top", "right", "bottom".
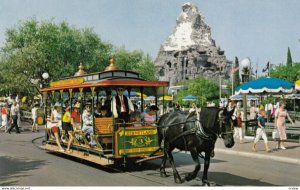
{"left": 82, "top": 104, "right": 96, "bottom": 146}
{"left": 130, "top": 111, "right": 143, "bottom": 127}
{"left": 141, "top": 105, "right": 159, "bottom": 126}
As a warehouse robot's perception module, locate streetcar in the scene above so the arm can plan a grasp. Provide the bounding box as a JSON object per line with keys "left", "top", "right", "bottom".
{"left": 40, "top": 57, "right": 169, "bottom": 166}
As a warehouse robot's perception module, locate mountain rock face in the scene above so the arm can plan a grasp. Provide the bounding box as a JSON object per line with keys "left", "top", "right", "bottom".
{"left": 154, "top": 2, "right": 232, "bottom": 86}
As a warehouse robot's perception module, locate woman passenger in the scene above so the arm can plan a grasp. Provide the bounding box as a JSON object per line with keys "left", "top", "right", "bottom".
{"left": 141, "top": 105, "right": 159, "bottom": 126}
{"left": 48, "top": 103, "right": 64, "bottom": 152}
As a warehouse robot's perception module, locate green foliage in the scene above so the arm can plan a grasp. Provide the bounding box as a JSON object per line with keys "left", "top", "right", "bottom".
{"left": 176, "top": 77, "right": 219, "bottom": 106}
{"left": 114, "top": 48, "right": 155, "bottom": 80}
{"left": 0, "top": 18, "right": 156, "bottom": 96}
{"left": 270, "top": 63, "right": 300, "bottom": 82}
{"left": 286, "top": 47, "right": 293, "bottom": 66}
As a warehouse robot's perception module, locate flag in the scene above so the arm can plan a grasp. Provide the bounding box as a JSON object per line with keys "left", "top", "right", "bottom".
{"left": 231, "top": 67, "right": 239, "bottom": 74}
{"left": 262, "top": 62, "right": 270, "bottom": 73}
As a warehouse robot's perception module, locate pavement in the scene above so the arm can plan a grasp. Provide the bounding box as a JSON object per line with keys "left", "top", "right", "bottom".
{"left": 2, "top": 120, "right": 300, "bottom": 165}
{"left": 215, "top": 136, "right": 300, "bottom": 165}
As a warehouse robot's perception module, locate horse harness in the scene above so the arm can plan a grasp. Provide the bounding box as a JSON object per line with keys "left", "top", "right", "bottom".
{"left": 160, "top": 111, "right": 225, "bottom": 150}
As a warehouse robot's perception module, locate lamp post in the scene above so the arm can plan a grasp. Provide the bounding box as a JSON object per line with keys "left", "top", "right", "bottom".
{"left": 41, "top": 72, "right": 49, "bottom": 142}
{"left": 171, "top": 89, "right": 175, "bottom": 110}
{"left": 241, "top": 58, "right": 251, "bottom": 135}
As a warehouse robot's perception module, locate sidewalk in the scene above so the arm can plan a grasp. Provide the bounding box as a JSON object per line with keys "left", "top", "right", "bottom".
{"left": 215, "top": 136, "right": 300, "bottom": 165}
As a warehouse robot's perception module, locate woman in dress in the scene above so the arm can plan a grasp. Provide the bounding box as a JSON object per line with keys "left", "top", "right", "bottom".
{"left": 274, "top": 102, "right": 294, "bottom": 149}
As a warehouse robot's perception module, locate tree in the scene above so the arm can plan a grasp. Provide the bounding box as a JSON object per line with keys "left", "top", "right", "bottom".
{"left": 0, "top": 18, "right": 113, "bottom": 96}
{"left": 287, "top": 47, "right": 293, "bottom": 66}
{"left": 270, "top": 62, "right": 300, "bottom": 82}
{"left": 114, "top": 48, "right": 155, "bottom": 80}
{"left": 233, "top": 56, "right": 240, "bottom": 93}
{"left": 176, "top": 77, "right": 219, "bottom": 106}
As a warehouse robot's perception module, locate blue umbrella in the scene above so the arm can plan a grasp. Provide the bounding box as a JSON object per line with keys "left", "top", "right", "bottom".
{"left": 235, "top": 77, "right": 294, "bottom": 94}
{"left": 182, "top": 95, "right": 198, "bottom": 101}
{"left": 123, "top": 90, "right": 138, "bottom": 97}
{"left": 229, "top": 94, "right": 259, "bottom": 101}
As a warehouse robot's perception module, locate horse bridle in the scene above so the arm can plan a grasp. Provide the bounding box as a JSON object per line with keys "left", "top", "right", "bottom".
{"left": 217, "top": 110, "right": 234, "bottom": 138}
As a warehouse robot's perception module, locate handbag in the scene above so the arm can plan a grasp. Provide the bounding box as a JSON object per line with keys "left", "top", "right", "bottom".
{"left": 272, "top": 129, "right": 279, "bottom": 139}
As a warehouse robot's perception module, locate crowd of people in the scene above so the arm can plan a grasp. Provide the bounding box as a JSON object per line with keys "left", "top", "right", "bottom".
{"left": 1, "top": 91, "right": 297, "bottom": 154}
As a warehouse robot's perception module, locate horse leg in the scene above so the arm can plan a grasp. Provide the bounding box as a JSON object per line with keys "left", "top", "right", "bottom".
{"left": 160, "top": 153, "right": 168, "bottom": 177}
{"left": 166, "top": 149, "right": 182, "bottom": 184}
{"left": 202, "top": 152, "right": 211, "bottom": 186}
{"left": 185, "top": 148, "right": 200, "bottom": 181}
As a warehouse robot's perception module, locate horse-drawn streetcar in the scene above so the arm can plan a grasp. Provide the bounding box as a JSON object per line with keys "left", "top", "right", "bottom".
{"left": 40, "top": 57, "right": 235, "bottom": 185}
{"left": 40, "top": 57, "right": 169, "bottom": 166}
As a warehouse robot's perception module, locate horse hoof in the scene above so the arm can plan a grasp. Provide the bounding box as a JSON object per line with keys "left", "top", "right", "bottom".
{"left": 160, "top": 173, "right": 168, "bottom": 178}
{"left": 202, "top": 180, "right": 210, "bottom": 186}
{"left": 175, "top": 179, "right": 183, "bottom": 184}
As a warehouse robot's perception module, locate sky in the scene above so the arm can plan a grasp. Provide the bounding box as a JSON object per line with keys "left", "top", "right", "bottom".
{"left": 1, "top": 0, "right": 300, "bottom": 75}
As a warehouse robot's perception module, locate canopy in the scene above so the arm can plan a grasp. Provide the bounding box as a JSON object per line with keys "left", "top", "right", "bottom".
{"left": 295, "top": 80, "right": 300, "bottom": 91}
{"left": 285, "top": 94, "right": 300, "bottom": 100}
{"left": 182, "top": 95, "right": 198, "bottom": 101}
{"left": 159, "top": 95, "right": 172, "bottom": 101}
{"left": 229, "top": 94, "right": 259, "bottom": 101}
{"left": 144, "top": 96, "right": 155, "bottom": 101}
{"left": 135, "top": 92, "right": 147, "bottom": 98}
{"left": 235, "top": 77, "right": 294, "bottom": 94}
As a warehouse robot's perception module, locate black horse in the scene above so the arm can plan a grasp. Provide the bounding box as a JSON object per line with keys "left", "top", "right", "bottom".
{"left": 157, "top": 107, "right": 234, "bottom": 185}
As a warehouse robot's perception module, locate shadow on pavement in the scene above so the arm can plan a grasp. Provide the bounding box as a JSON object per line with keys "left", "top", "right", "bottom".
{"left": 0, "top": 156, "right": 46, "bottom": 186}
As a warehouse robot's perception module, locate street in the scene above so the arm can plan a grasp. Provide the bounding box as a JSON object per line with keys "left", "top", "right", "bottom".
{"left": 1, "top": 123, "right": 300, "bottom": 186}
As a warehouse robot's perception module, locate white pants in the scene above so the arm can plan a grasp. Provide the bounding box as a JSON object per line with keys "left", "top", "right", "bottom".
{"left": 254, "top": 128, "right": 268, "bottom": 144}
{"left": 1, "top": 115, "right": 8, "bottom": 130}
{"left": 233, "top": 127, "right": 243, "bottom": 140}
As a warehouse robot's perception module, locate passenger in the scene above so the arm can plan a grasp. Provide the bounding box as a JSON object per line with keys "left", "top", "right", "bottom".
{"left": 99, "top": 105, "right": 109, "bottom": 117}
{"left": 71, "top": 102, "right": 81, "bottom": 127}
{"left": 62, "top": 106, "right": 79, "bottom": 153}
{"left": 112, "top": 87, "right": 134, "bottom": 123}
{"left": 94, "top": 102, "right": 102, "bottom": 118}
{"left": 82, "top": 104, "right": 96, "bottom": 146}
{"left": 141, "top": 105, "right": 159, "bottom": 126}
{"left": 49, "top": 103, "right": 64, "bottom": 152}
{"left": 104, "top": 90, "right": 112, "bottom": 117}
{"left": 130, "top": 111, "right": 142, "bottom": 126}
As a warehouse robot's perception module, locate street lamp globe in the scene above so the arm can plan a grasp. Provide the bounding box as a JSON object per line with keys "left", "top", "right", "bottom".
{"left": 42, "top": 72, "right": 49, "bottom": 80}
{"left": 241, "top": 57, "right": 251, "bottom": 70}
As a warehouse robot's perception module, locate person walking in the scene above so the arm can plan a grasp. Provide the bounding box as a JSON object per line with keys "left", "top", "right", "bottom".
{"left": 252, "top": 110, "right": 271, "bottom": 152}
{"left": 48, "top": 103, "right": 64, "bottom": 152}
{"left": 0, "top": 104, "right": 8, "bottom": 132}
{"left": 274, "top": 102, "right": 294, "bottom": 149}
{"left": 235, "top": 112, "right": 244, "bottom": 144}
{"left": 7, "top": 101, "right": 20, "bottom": 134}
{"left": 31, "top": 104, "right": 39, "bottom": 132}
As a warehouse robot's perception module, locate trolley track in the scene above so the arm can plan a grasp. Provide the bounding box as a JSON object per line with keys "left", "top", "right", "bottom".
{"left": 31, "top": 135, "right": 220, "bottom": 186}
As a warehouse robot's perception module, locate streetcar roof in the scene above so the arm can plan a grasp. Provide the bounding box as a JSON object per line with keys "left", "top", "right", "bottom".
{"left": 40, "top": 69, "right": 169, "bottom": 92}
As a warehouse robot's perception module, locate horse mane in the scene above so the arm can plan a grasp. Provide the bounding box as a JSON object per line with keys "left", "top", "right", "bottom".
{"left": 200, "top": 107, "right": 219, "bottom": 130}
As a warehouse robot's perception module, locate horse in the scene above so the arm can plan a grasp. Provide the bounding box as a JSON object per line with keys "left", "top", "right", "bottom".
{"left": 157, "top": 107, "right": 234, "bottom": 185}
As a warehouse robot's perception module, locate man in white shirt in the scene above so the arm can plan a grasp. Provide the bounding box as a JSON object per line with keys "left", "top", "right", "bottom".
{"left": 8, "top": 101, "right": 20, "bottom": 134}
{"left": 112, "top": 87, "right": 134, "bottom": 123}
{"left": 265, "top": 103, "right": 273, "bottom": 122}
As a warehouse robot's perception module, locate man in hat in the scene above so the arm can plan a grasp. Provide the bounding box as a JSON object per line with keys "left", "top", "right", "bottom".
{"left": 112, "top": 87, "right": 134, "bottom": 123}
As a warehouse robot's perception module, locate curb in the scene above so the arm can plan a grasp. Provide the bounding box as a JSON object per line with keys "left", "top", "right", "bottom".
{"left": 215, "top": 148, "right": 300, "bottom": 165}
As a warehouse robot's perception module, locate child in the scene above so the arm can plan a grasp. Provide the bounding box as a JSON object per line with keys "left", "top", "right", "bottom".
{"left": 130, "top": 111, "right": 142, "bottom": 127}
{"left": 252, "top": 110, "right": 271, "bottom": 152}
{"left": 234, "top": 111, "right": 243, "bottom": 143}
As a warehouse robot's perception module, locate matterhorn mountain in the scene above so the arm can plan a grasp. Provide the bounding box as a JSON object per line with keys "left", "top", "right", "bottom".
{"left": 155, "top": 2, "right": 232, "bottom": 86}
